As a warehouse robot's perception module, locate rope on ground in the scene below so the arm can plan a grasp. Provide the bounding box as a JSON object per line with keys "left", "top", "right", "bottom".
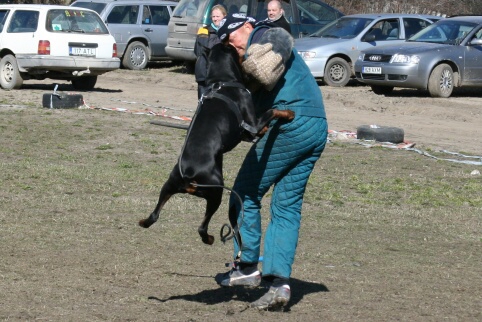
{"left": 109, "top": 98, "right": 195, "bottom": 113}
{"left": 80, "top": 100, "right": 192, "bottom": 122}
{"left": 328, "top": 130, "right": 482, "bottom": 166}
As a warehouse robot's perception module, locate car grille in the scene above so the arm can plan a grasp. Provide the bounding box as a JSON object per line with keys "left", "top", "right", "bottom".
{"left": 360, "top": 73, "right": 385, "bottom": 80}
{"left": 355, "top": 72, "right": 408, "bottom": 81}
{"left": 362, "top": 54, "right": 392, "bottom": 63}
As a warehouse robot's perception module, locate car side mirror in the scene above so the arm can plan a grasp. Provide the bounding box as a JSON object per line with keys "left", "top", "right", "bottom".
{"left": 469, "top": 38, "right": 482, "bottom": 46}
{"left": 363, "top": 34, "right": 376, "bottom": 42}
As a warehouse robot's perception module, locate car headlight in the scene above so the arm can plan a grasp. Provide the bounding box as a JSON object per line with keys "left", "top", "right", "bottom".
{"left": 358, "top": 53, "right": 365, "bottom": 61}
{"left": 298, "top": 51, "right": 316, "bottom": 59}
{"left": 390, "top": 54, "right": 420, "bottom": 64}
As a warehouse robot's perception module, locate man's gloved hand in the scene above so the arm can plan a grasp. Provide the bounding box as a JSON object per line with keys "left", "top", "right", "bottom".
{"left": 242, "top": 43, "right": 284, "bottom": 91}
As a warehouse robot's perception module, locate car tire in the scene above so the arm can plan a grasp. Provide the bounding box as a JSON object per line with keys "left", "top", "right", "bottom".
{"left": 428, "top": 64, "right": 454, "bottom": 98}
{"left": 323, "top": 57, "right": 350, "bottom": 87}
{"left": 357, "top": 125, "right": 404, "bottom": 143}
{"left": 122, "top": 41, "right": 148, "bottom": 70}
{"left": 42, "top": 93, "right": 84, "bottom": 109}
{"left": 71, "top": 76, "right": 97, "bottom": 91}
{"left": 0, "top": 54, "right": 23, "bottom": 90}
{"left": 371, "top": 85, "right": 394, "bottom": 95}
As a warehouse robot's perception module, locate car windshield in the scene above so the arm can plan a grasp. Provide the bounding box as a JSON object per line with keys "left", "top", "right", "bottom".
{"left": 407, "top": 20, "right": 478, "bottom": 45}
{"left": 310, "top": 17, "right": 373, "bottom": 39}
{"left": 46, "top": 9, "right": 109, "bottom": 34}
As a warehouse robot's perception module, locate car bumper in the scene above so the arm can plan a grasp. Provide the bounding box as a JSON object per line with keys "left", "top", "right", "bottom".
{"left": 302, "top": 57, "right": 328, "bottom": 78}
{"left": 16, "top": 55, "right": 120, "bottom": 75}
{"left": 354, "top": 63, "right": 427, "bottom": 88}
{"left": 165, "top": 46, "right": 196, "bottom": 61}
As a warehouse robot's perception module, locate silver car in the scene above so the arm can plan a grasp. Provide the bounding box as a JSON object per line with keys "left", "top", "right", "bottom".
{"left": 71, "top": 0, "right": 177, "bottom": 70}
{"left": 354, "top": 16, "right": 482, "bottom": 98}
{"left": 295, "top": 13, "right": 441, "bottom": 87}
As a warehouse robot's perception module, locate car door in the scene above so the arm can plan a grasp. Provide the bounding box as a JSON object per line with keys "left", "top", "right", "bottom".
{"left": 105, "top": 4, "right": 140, "bottom": 56}
{"left": 141, "top": 4, "right": 170, "bottom": 57}
{"left": 291, "top": 0, "right": 343, "bottom": 37}
{"left": 1, "top": 10, "right": 39, "bottom": 54}
{"left": 463, "top": 28, "right": 482, "bottom": 83}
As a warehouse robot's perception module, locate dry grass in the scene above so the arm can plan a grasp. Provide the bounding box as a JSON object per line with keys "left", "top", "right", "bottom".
{"left": 0, "top": 107, "right": 480, "bottom": 321}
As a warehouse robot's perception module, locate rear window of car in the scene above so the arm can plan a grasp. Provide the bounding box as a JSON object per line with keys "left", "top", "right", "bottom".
{"left": 46, "top": 9, "right": 109, "bottom": 34}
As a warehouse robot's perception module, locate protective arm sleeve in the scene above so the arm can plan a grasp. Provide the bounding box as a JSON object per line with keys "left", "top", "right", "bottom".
{"left": 241, "top": 27, "right": 294, "bottom": 91}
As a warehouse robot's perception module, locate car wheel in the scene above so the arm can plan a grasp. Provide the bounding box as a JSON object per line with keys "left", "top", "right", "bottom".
{"left": 122, "top": 41, "right": 148, "bottom": 70}
{"left": 42, "top": 93, "right": 84, "bottom": 109}
{"left": 357, "top": 125, "right": 404, "bottom": 143}
{"left": 0, "top": 54, "right": 23, "bottom": 90}
{"left": 323, "top": 57, "right": 350, "bottom": 87}
{"left": 428, "top": 64, "right": 454, "bottom": 98}
{"left": 71, "top": 76, "right": 98, "bottom": 91}
{"left": 371, "top": 85, "right": 394, "bottom": 95}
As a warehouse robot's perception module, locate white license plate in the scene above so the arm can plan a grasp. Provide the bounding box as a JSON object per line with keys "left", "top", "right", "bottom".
{"left": 70, "top": 47, "right": 96, "bottom": 57}
{"left": 362, "top": 66, "right": 382, "bottom": 74}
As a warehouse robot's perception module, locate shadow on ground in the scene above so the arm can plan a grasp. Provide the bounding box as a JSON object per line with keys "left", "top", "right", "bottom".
{"left": 147, "top": 274, "right": 328, "bottom": 311}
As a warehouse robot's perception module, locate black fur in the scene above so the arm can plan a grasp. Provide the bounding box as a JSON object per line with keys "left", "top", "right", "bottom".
{"left": 139, "top": 43, "right": 294, "bottom": 246}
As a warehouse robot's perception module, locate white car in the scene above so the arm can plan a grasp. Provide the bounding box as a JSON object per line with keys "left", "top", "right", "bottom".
{"left": 0, "top": 4, "right": 120, "bottom": 90}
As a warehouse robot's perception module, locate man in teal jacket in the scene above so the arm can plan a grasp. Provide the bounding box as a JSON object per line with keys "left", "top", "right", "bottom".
{"left": 215, "top": 14, "right": 328, "bottom": 310}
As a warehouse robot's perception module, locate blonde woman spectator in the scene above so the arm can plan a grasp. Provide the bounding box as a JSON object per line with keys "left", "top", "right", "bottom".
{"left": 194, "top": 4, "right": 227, "bottom": 98}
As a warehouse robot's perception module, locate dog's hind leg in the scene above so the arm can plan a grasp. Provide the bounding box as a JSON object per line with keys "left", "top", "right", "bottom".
{"left": 197, "top": 187, "right": 223, "bottom": 245}
{"left": 139, "top": 178, "right": 178, "bottom": 228}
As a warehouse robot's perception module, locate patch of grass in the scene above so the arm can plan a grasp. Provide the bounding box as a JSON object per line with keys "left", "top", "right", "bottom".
{"left": 96, "top": 144, "right": 114, "bottom": 150}
{"left": 0, "top": 108, "right": 480, "bottom": 321}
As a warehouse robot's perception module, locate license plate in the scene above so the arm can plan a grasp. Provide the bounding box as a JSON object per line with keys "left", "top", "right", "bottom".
{"left": 70, "top": 47, "right": 96, "bottom": 57}
{"left": 362, "top": 66, "right": 382, "bottom": 74}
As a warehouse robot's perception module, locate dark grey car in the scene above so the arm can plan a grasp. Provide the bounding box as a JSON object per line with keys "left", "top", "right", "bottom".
{"left": 355, "top": 16, "right": 482, "bottom": 98}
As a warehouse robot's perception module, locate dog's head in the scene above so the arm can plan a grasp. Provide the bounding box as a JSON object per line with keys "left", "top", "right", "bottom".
{"left": 206, "top": 43, "right": 244, "bottom": 86}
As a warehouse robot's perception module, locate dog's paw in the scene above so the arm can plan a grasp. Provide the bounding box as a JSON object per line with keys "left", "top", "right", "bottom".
{"left": 258, "top": 125, "right": 269, "bottom": 136}
{"left": 201, "top": 234, "right": 215, "bottom": 245}
{"left": 286, "top": 110, "right": 295, "bottom": 121}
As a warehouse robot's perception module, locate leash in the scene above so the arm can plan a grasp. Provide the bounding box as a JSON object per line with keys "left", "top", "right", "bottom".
{"left": 176, "top": 82, "right": 252, "bottom": 254}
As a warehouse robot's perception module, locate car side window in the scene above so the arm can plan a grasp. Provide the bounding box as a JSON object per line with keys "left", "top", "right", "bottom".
{"left": 0, "top": 9, "right": 9, "bottom": 32}
{"left": 143, "top": 5, "right": 170, "bottom": 25}
{"left": 107, "top": 5, "right": 139, "bottom": 24}
{"left": 403, "top": 18, "right": 431, "bottom": 39}
{"left": 7, "top": 10, "right": 39, "bottom": 33}
{"left": 366, "top": 19, "right": 398, "bottom": 41}
{"left": 475, "top": 29, "right": 482, "bottom": 39}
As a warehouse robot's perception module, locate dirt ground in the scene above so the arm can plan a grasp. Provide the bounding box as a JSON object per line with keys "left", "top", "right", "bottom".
{"left": 3, "top": 61, "right": 481, "bottom": 154}
{"left": 1, "top": 63, "right": 481, "bottom": 321}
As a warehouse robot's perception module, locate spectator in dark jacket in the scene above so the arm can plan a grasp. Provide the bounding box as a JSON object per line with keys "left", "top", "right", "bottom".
{"left": 193, "top": 4, "right": 227, "bottom": 98}
{"left": 265, "top": 0, "right": 291, "bottom": 33}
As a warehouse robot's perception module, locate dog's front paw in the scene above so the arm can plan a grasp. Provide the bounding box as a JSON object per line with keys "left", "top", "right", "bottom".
{"left": 286, "top": 110, "right": 295, "bottom": 121}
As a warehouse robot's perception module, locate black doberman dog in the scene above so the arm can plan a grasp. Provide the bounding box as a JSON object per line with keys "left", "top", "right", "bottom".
{"left": 139, "top": 43, "right": 294, "bottom": 246}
